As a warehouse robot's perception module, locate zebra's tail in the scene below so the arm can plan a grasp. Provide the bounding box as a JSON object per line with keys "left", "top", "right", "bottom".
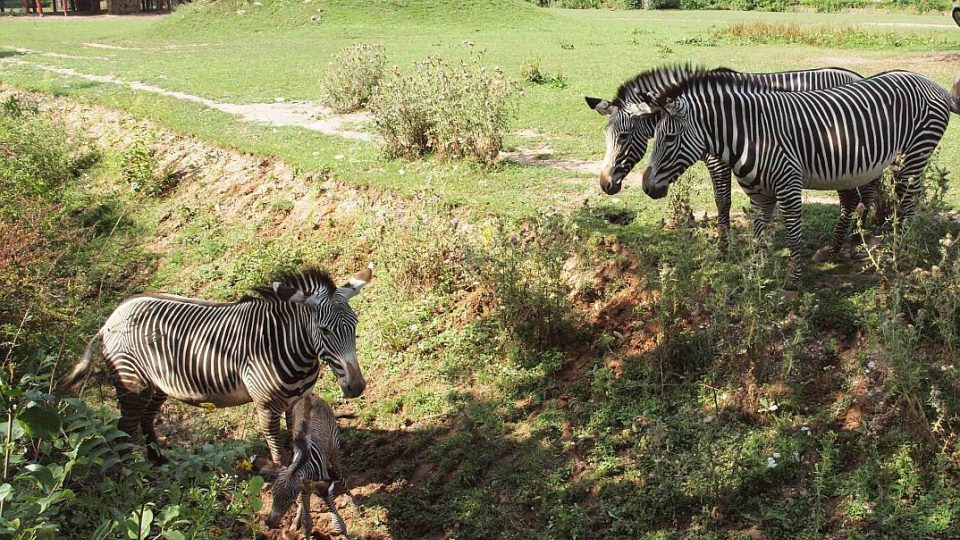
{"left": 56, "top": 331, "right": 103, "bottom": 394}
{"left": 951, "top": 73, "right": 960, "bottom": 115}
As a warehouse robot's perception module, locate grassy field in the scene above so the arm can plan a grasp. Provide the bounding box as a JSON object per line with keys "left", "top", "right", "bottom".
{"left": 4, "top": 1, "right": 960, "bottom": 539}
{"left": 1, "top": 0, "right": 960, "bottom": 216}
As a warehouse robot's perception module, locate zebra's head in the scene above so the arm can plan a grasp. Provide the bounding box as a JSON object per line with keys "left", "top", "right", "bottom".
{"left": 270, "top": 265, "right": 372, "bottom": 398}
{"left": 585, "top": 95, "right": 659, "bottom": 195}
{"left": 644, "top": 96, "right": 704, "bottom": 199}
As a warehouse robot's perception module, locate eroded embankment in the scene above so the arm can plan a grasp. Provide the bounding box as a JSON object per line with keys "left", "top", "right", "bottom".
{"left": 1, "top": 83, "right": 662, "bottom": 539}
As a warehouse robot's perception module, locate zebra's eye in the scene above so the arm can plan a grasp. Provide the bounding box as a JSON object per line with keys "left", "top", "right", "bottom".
{"left": 320, "top": 327, "right": 333, "bottom": 337}
{"left": 662, "top": 132, "right": 678, "bottom": 142}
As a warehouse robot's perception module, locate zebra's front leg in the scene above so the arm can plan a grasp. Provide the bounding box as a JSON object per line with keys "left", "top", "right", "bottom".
{"left": 747, "top": 192, "right": 776, "bottom": 253}
{"left": 775, "top": 186, "right": 804, "bottom": 297}
{"left": 255, "top": 403, "right": 287, "bottom": 466}
{"left": 705, "top": 155, "right": 733, "bottom": 254}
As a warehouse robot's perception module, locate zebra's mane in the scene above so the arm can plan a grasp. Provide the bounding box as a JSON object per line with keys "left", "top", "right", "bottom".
{"left": 655, "top": 67, "right": 768, "bottom": 101}
{"left": 614, "top": 64, "right": 732, "bottom": 106}
{"left": 245, "top": 267, "right": 336, "bottom": 302}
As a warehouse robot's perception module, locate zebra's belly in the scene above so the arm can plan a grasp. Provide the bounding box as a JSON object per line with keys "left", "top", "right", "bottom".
{"left": 802, "top": 163, "right": 890, "bottom": 191}
{"left": 159, "top": 381, "right": 253, "bottom": 408}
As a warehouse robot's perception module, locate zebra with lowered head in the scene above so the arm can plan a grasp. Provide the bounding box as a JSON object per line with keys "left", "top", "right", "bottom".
{"left": 57, "top": 265, "right": 372, "bottom": 465}
{"left": 640, "top": 68, "right": 960, "bottom": 293}
{"left": 585, "top": 65, "right": 879, "bottom": 256}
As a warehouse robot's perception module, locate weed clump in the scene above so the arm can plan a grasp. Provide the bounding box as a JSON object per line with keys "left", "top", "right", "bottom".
{"left": 118, "top": 134, "right": 177, "bottom": 197}
{"left": 520, "top": 56, "right": 568, "bottom": 88}
{"left": 370, "top": 52, "right": 518, "bottom": 167}
{"left": 319, "top": 43, "right": 386, "bottom": 113}
{"left": 714, "top": 22, "right": 952, "bottom": 48}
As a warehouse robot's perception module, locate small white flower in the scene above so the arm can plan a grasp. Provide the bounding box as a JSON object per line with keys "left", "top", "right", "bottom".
{"left": 399, "top": 168, "right": 406, "bottom": 176}
{"left": 334, "top": 154, "right": 345, "bottom": 161}
{"left": 773, "top": 452, "right": 781, "bottom": 459}
{"left": 867, "top": 360, "right": 876, "bottom": 370}
{"left": 766, "top": 457, "right": 777, "bottom": 469}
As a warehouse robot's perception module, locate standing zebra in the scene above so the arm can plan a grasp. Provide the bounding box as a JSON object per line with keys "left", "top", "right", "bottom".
{"left": 641, "top": 68, "right": 960, "bottom": 292}
{"left": 585, "top": 65, "right": 877, "bottom": 255}
{"left": 57, "top": 266, "right": 372, "bottom": 465}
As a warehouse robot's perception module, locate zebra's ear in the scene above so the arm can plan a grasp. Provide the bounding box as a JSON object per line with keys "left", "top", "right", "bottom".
{"left": 585, "top": 96, "right": 615, "bottom": 116}
{"left": 273, "top": 282, "right": 307, "bottom": 303}
{"left": 337, "top": 263, "right": 374, "bottom": 301}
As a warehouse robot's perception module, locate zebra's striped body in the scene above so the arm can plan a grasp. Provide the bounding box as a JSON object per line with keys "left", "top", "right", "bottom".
{"left": 643, "top": 69, "right": 960, "bottom": 290}
{"left": 58, "top": 267, "right": 371, "bottom": 464}
{"left": 265, "top": 394, "right": 348, "bottom": 538}
{"left": 586, "top": 65, "right": 873, "bottom": 252}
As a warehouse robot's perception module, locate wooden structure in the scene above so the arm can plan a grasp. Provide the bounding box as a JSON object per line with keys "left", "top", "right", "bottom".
{"left": 1, "top": 0, "right": 173, "bottom": 14}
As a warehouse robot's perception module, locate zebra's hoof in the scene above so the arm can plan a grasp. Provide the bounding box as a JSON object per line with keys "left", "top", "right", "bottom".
{"left": 812, "top": 246, "right": 836, "bottom": 263}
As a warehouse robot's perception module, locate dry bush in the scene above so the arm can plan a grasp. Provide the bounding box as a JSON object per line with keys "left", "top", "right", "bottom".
{"left": 370, "top": 52, "right": 518, "bottom": 167}
{"left": 319, "top": 43, "right": 386, "bottom": 113}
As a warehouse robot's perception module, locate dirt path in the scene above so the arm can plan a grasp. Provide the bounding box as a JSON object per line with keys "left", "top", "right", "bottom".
{"left": 1, "top": 56, "right": 375, "bottom": 141}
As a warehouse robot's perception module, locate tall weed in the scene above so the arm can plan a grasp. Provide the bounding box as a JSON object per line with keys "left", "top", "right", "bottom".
{"left": 370, "top": 52, "right": 518, "bottom": 167}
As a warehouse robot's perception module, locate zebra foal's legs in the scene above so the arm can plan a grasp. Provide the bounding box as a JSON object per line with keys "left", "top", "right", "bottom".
{"left": 747, "top": 191, "right": 776, "bottom": 250}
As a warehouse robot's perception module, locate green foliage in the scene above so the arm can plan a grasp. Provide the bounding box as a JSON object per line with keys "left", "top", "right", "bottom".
{"left": 318, "top": 43, "right": 386, "bottom": 113}
{"left": 520, "top": 56, "right": 568, "bottom": 88}
{"left": 370, "top": 51, "right": 518, "bottom": 166}
{"left": 118, "top": 134, "right": 177, "bottom": 198}
{"left": 714, "top": 21, "right": 954, "bottom": 48}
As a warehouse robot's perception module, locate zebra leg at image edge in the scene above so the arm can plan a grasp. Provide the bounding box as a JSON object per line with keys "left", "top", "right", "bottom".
{"left": 705, "top": 156, "right": 733, "bottom": 253}
{"left": 140, "top": 390, "right": 169, "bottom": 464}
{"left": 256, "top": 403, "right": 287, "bottom": 466}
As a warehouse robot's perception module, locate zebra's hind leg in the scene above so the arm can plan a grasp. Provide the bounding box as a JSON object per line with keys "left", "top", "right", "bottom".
{"left": 255, "top": 402, "right": 287, "bottom": 466}
{"left": 813, "top": 188, "right": 866, "bottom": 263}
{"left": 141, "top": 391, "right": 169, "bottom": 465}
{"left": 114, "top": 382, "right": 153, "bottom": 461}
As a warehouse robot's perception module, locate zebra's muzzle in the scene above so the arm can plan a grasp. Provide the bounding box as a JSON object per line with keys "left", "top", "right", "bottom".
{"left": 600, "top": 168, "right": 626, "bottom": 195}
{"left": 642, "top": 167, "right": 668, "bottom": 199}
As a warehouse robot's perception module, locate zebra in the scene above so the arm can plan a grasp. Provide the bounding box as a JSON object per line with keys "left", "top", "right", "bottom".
{"left": 953, "top": 0, "right": 959, "bottom": 27}
{"left": 585, "top": 65, "right": 879, "bottom": 256}
{"left": 57, "top": 265, "right": 372, "bottom": 465}
{"left": 640, "top": 68, "right": 960, "bottom": 292}
{"left": 261, "top": 393, "right": 350, "bottom": 538}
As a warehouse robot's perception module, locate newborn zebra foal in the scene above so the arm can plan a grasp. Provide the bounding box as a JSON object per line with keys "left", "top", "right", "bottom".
{"left": 258, "top": 394, "right": 351, "bottom": 538}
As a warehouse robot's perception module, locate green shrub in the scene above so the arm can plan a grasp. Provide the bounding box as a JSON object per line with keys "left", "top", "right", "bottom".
{"left": 370, "top": 53, "right": 517, "bottom": 167}
{"left": 318, "top": 43, "right": 386, "bottom": 113}
{"left": 118, "top": 134, "right": 177, "bottom": 198}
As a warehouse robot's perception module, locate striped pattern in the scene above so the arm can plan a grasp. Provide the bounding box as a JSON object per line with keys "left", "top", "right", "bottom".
{"left": 59, "top": 268, "right": 368, "bottom": 464}
{"left": 588, "top": 65, "right": 872, "bottom": 253}
{"left": 266, "top": 394, "right": 348, "bottom": 537}
{"left": 643, "top": 68, "right": 959, "bottom": 290}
